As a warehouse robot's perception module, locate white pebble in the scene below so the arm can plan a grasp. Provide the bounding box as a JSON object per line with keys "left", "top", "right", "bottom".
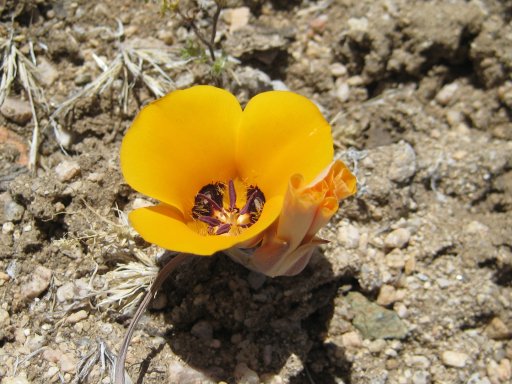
{"left": 2, "top": 375, "right": 31, "bottom": 384}
{"left": 342, "top": 331, "right": 362, "bottom": 348}
{"left": 0, "top": 308, "right": 10, "bottom": 327}
{"left": 377, "top": 284, "right": 397, "bottom": 306}
{"left": 335, "top": 82, "right": 350, "bottom": 102}
{"left": 2, "top": 221, "right": 14, "bottom": 234}
{"left": 54, "top": 160, "right": 81, "bottom": 182}
{"left": 385, "top": 228, "right": 411, "bottom": 249}
{"left": 441, "top": 350, "right": 469, "bottom": 368}
{"left": 436, "top": 83, "right": 459, "bottom": 105}
{"left": 330, "top": 63, "right": 347, "bottom": 77}
{"left": 21, "top": 265, "right": 52, "bottom": 299}
{"left": 338, "top": 224, "right": 360, "bottom": 249}
{"left": 56, "top": 282, "right": 76, "bottom": 302}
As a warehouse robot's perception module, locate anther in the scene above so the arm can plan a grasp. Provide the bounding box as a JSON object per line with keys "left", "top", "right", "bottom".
{"left": 228, "top": 179, "right": 236, "bottom": 210}
{"left": 198, "top": 216, "right": 221, "bottom": 227}
{"left": 197, "top": 193, "right": 223, "bottom": 212}
{"left": 216, "top": 223, "right": 231, "bottom": 235}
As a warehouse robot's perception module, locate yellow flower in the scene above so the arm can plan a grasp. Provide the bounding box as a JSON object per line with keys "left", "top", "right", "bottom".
{"left": 121, "top": 86, "right": 356, "bottom": 277}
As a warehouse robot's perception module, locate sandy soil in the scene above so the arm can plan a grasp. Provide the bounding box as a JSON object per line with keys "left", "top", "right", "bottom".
{"left": 0, "top": 0, "right": 511, "bottom": 383}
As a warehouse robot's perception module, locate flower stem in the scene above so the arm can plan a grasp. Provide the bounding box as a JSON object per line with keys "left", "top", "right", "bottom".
{"left": 114, "top": 252, "right": 192, "bottom": 384}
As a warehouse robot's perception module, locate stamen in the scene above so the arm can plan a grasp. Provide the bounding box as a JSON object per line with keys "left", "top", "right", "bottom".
{"left": 192, "top": 181, "right": 265, "bottom": 237}
{"left": 198, "top": 216, "right": 221, "bottom": 227}
{"left": 197, "top": 193, "right": 223, "bottom": 212}
{"left": 240, "top": 190, "right": 258, "bottom": 215}
{"left": 216, "top": 223, "right": 231, "bottom": 235}
{"left": 228, "top": 179, "right": 236, "bottom": 210}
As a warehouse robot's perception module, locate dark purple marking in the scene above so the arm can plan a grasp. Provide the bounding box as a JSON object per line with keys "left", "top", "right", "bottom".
{"left": 192, "top": 183, "right": 225, "bottom": 218}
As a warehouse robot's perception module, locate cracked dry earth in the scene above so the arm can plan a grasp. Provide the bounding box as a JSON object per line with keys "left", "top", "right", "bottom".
{"left": 1, "top": 0, "right": 512, "bottom": 383}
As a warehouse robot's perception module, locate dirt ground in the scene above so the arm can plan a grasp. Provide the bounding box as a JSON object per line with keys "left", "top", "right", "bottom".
{"left": 0, "top": 0, "right": 511, "bottom": 383}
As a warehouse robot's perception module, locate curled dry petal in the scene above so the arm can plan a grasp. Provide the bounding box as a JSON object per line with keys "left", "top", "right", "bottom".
{"left": 227, "top": 160, "right": 356, "bottom": 276}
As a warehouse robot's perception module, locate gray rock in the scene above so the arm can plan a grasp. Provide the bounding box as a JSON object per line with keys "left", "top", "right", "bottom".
{"left": 346, "top": 292, "right": 408, "bottom": 339}
{"left": 1, "top": 192, "right": 24, "bottom": 223}
{"left": 388, "top": 142, "right": 416, "bottom": 183}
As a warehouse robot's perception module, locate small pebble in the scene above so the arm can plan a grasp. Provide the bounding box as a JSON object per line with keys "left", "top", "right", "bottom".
{"left": 385, "top": 249, "right": 406, "bottom": 269}
{"left": 74, "top": 73, "right": 92, "bottom": 86}
{"left": 309, "top": 14, "right": 328, "bottom": 33}
{"left": 2, "top": 375, "right": 31, "bottom": 384}
{"left": 223, "top": 7, "right": 250, "bottom": 33}
{"left": 234, "top": 362, "right": 260, "bottom": 384}
{"left": 335, "top": 82, "right": 350, "bottom": 102}
{"left": 337, "top": 224, "right": 360, "bottom": 249}
{"left": 384, "top": 228, "right": 411, "bottom": 249}
{"left": 485, "top": 317, "right": 510, "bottom": 340}
{"left": 368, "top": 339, "right": 387, "bottom": 353}
{"left": 59, "top": 352, "right": 76, "bottom": 373}
{"left": 191, "top": 320, "right": 213, "bottom": 341}
{"left": 0, "top": 308, "right": 10, "bottom": 327}
{"left": 66, "top": 310, "right": 88, "bottom": 324}
{"left": 412, "top": 370, "right": 431, "bottom": 384}
{"left": 377, "top": 284, "right": 397, "bottom": 306}
{"left": 330, "top": 63, "right": 347, "bottom": 77}
{"left": 2, "top": 195, "right": 25, "bottom": 222}
{"left": 436, "top": 83, "right": 459, "bottom": 105}
{"left": 441, "top": 350, "right": 469, "bottom": 368}
{"left": 21, "top": 265, "right": 52, "bottom": 299}
{"left": 45, "top": 366, "right": 59, "bottom": 378}
{"left": 341, "top": 331, "right": 362, "bottom": 348}
{"left": 0, "top": 97, "right": 32, "bottom": 125}
{"left": 2, "top": 222, "right": 14, "bottom": 234}
{"left": 26, "top": 334, "right": 45, "bottom": 352}
{"left": 55, "top": 160, "right": 81, "bottom": 182}
{"left": 37, "top": 58, "right": 59, "bottom": 86}
{"left": 157, "top": 29, "right": 174, "bottom": 45}
{"left": 408, "top": 355, "right": 431, "bottom": 369}
{"left": 247, "top": 271, "right": 266, "bottom": 290}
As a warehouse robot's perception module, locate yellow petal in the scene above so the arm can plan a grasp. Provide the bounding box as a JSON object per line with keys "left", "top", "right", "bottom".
{"left": 120, "top": 86, "right": 242, "bottom": 214}
{"left": 129, "top": 196, "right": 284, "bottom": 256}
{"left": 237, "top": 91, "right": 334, "bottom": 198}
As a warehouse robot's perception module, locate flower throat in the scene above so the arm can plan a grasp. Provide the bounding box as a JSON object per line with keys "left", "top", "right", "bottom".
{"left": 192, "top": 180, "right": 265, "bottom": 236}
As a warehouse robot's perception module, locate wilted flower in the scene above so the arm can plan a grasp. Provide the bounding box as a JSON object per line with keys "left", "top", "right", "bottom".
{"left": 121, "top": 86, "right": 356, "bottom": 277}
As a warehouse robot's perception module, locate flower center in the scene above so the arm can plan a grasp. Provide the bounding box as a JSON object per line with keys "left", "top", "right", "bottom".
{"left": 192, "top": 180, "right": 265, "bottom": 236}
